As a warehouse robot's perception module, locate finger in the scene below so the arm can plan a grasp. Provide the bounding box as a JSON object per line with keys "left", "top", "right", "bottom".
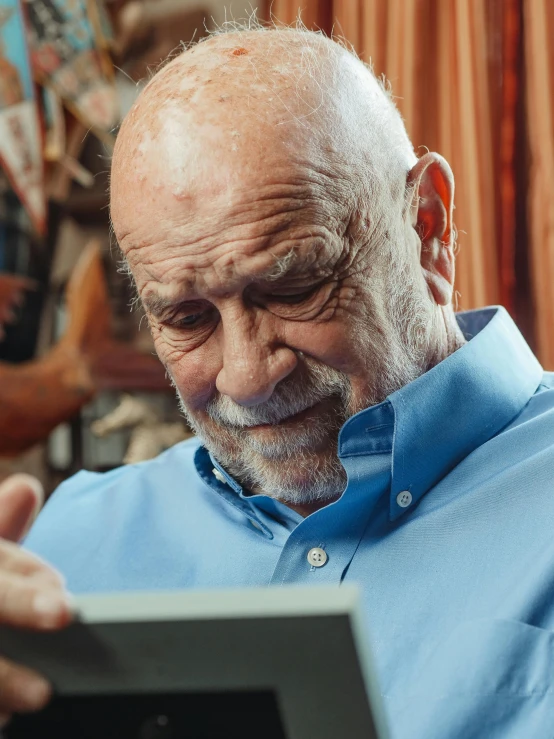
{"left": 29, "top": 567, "right": 66, "bottom": 589}
{"left": 0, "top": 540, "right": 64, "bottom": 585}
{"left": 0, "top": 657, "right": 51, "bottom": 714}
{"left": 0, "top": 476, "right": 44, "bottom": 543}
{"left": 0, "top": 571, "right": 72, "bottom": 630}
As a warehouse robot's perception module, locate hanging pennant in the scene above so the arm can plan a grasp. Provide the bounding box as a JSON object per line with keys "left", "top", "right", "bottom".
{"left": 0, "top": 0, "right": 46, "bottom": 234}
{"left": 23, "top": 0, "right": 119, "bottom": 142}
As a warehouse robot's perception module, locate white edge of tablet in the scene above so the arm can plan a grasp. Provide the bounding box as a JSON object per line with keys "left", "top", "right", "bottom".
{"left": 72, "top": 584, "right": 362, "bottom": 623}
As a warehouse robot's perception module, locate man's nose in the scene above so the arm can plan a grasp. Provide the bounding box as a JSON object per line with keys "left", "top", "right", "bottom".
{"left": 215, "top": 315, "right": 297, "bottom": 407}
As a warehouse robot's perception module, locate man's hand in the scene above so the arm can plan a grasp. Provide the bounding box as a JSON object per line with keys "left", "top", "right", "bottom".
{"left": 0, "top": 475, "right": 73, "bottom": 727}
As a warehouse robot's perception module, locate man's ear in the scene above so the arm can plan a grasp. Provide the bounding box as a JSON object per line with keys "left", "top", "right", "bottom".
{"left": 407, "top": 153, "right": 455, "bottom": 307}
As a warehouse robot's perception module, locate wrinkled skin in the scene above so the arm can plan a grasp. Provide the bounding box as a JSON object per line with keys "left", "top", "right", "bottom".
{"left": 111, "top": 30, "right": 465, "bottom": 515}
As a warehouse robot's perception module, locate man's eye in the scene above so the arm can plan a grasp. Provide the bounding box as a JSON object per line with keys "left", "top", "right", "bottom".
{"left": 173, "top": 312, "right": 208, "bottom": 329}
{"left": 268, "top": 287, "right": 318, "bottom": 304}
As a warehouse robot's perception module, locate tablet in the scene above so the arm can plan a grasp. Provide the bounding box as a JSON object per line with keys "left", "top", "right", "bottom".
{"left": 1, "top": 585, "right": 389, "bottom": 739}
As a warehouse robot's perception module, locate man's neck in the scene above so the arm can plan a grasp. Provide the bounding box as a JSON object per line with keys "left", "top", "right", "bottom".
{"left": 282, "top": 496, "right": 340, "bottom": 518}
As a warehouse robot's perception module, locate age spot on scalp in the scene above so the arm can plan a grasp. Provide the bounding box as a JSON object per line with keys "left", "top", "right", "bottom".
{"left": 173, "top": 189, "right": 192, "bottom": 202}
{"left": 232, "top": 47, "right": 249, "bottom": 56}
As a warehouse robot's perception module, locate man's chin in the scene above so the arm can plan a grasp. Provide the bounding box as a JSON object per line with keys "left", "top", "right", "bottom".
{"left": 255, "top": 446, "right": 348, "bottom": 503}
{"left": 207, "top": 429, "right": 346, "bottom": 500}
{"left": 179, "top": 398, "right": 348, "bottom": 501}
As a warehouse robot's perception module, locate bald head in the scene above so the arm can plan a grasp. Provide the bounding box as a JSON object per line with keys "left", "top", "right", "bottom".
{"left": 111, "top": 28, "right": 416, "bottom": 247}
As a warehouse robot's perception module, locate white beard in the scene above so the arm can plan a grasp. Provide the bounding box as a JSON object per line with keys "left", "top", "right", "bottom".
{"left": 174, "top": 357, "right": 352, "bottom": 505}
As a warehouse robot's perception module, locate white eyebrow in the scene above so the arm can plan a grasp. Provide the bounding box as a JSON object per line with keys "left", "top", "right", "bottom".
{"left": 261, "top": 247, "right": 298, "bottom": 282}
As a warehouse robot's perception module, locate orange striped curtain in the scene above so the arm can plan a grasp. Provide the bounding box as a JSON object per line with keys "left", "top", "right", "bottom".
{"left": 271, "top": 0, "right": 508, "bottom": 315}
{"left": 524, "top": 0, "right": 554, "bottom": 369}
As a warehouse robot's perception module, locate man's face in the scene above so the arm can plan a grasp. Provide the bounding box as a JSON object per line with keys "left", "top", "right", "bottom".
{"left": 113, "top": 145, "right": 432, "bottom": 505}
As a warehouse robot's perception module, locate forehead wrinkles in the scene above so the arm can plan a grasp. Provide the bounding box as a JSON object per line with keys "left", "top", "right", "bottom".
{"left": 119, "top": 176, "right": 349, "bottom": 268}
{"left": 127, "top": 224, "right": 343, "bottom": 295}
{"left": 136, "top": 243, "right": 339, "bottom": 312}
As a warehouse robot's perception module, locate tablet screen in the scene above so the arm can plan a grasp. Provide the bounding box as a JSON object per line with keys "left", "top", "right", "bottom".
{"left": 6, "top": 690, "right": 286, "bottom": 739}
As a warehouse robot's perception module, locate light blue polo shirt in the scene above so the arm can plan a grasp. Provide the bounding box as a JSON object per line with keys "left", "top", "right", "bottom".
{"left": 24, "top": 306, "right": 554, "bottom": 738}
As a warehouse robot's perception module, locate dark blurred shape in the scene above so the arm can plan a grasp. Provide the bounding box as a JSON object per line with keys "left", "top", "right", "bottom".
{"left": 0, "top": 272, "right": 34, "bottom": 340}
{"left": 114, "top": 0, "right": 211, "bottom": 82}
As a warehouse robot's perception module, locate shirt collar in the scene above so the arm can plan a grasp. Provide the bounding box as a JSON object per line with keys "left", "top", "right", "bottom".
{"left": 194, "top": 447, "right": 274, "bottom": 538}
{"left": 339, "top": 306, "right": 543, "bottom": 521}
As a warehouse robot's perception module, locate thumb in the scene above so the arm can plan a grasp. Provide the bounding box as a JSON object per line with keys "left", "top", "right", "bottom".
{"left": 0, "top": 474, "right": 44, "bottom": 542}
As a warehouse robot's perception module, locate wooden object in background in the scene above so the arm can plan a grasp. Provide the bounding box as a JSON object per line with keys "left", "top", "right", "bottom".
{"left": 0, "top": 242, "right": 168, "bottom": 457}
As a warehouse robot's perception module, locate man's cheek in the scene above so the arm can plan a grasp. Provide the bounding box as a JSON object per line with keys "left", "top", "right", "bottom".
{"left": 150, "top": 329, "right": 185, "bottom": 368}
{"left": 150, "top": 324, "right": 202, "bottom": 366}
{"left": 154, "top": 338, "right": 219, "bottom": 410}
{"left": 288, "top": 321, "right": 367, "bottom": 376}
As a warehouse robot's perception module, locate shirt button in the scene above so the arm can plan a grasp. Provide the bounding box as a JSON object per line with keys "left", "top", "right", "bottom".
{"left": 249, "top": 519, "right": 263, "bottom": 531}
{"left": 396, "top": 490, "right": 413, "bottom": 508}
{"left": 307, "top": 547, "right": 328, "bottom": 568}
{"left": 212, "top": 468, "right": 227, "bottom": 485}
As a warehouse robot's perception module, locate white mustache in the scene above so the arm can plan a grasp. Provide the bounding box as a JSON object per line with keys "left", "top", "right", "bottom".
{"left": 207, "top": 396, "right": 317, "bottom": 428}
{"left": 205, "top": 360, "right": 351, "bottom": 429}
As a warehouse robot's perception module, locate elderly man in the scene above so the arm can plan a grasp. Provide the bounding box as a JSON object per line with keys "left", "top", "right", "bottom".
{"left": 3, "top": 26, "right": 554, "bottom": 738}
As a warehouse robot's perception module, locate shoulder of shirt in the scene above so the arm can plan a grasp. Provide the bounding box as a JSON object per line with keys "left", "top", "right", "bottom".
{"left": 23, "top": 437, "right": 215, "bottom": 586}
{"left": 38, "top": 436, "right": 204, "bottom": 508}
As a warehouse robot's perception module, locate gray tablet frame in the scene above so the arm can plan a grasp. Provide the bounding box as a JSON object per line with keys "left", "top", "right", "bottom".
{"left": 0, "top": 585, "right": 389, "bottom": 739}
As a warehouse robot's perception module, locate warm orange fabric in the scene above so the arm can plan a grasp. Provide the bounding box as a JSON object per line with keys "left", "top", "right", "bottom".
{"left": 524, "top": 0, "right": 554, "bottom": 369}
